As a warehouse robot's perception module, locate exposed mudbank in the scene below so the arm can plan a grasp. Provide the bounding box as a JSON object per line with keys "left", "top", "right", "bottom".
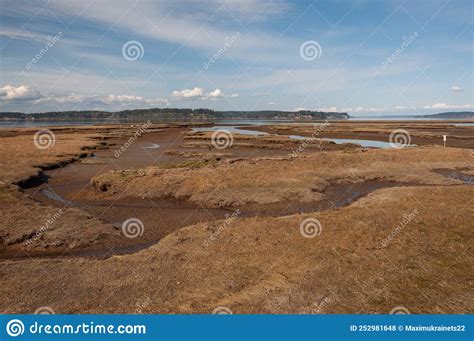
{"left": 32, "top": 180, "right": 408, "bottom": 213}
{"left": 21, "top": 178, "right": 416, "bottom": 260}
{"left": 433, "top": 169, "right": 474, "bottom": 184}
{"left": 15, "top": 153, "right": 95, "bottom": 189}
{"left": 21, "top": 164, "right": 473, "bottom": 260}
{"left": 5, "top": 124, "right": 473, "bottom": 261}
{"left": 15, "top": 171, "right": 50, "bottom": 189}
{"left": 1, "top": 123, "right": 473, "bottom": 315}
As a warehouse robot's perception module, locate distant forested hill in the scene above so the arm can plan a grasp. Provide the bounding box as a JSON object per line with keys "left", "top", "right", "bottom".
{"left": 0, "top": 108, "right": 350, "bottom": 121}
{"left": 422, "top": 111, "right": 474, "bottom": 119}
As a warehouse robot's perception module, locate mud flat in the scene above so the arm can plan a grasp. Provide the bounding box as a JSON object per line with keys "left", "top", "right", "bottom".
{"left": 242, "top": 121, "right": 474, "bottom": 149}
{"left": 0, "top": 122, "right": 473, "bottom": 314}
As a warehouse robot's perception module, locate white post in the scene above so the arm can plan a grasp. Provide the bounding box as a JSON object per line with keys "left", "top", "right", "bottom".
{"left": 443, "top": 135, "right": 447, "bottom": 147}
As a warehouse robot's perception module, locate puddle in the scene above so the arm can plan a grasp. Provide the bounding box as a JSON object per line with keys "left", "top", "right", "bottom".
{"left": 192, "top": 126, "right": 268, "bottom": 136}
{"left": 433, "top": 169, "right": 474, "bottom": 185}
{"left": 40, "top": 188, "right": 72, "bottom": 205}
{"left": 141, "top": 143, "right": 160, "bottom": 149}
{"left": 288, "top": 135, "right": 410, "bottom": 148}
{"left": 193, "top": 125, "right": 413, "bottom": 148}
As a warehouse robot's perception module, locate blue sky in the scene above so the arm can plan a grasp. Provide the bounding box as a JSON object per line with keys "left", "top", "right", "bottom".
{"left": 0, "top": 0, "right": 472, "bottom": 115}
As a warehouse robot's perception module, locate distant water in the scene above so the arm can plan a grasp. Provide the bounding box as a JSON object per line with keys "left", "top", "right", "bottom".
{"left": 192, "top": 125, "right": 268, "bottom": 136}
{"left": 0, "top": 120, "right": 130, "bottom": 128}
{"left": 350, "top": 116, "right": 454, "bottom": 121}
{"left": 0, "top": 119, "right": 286, "bottom": 128}
{"left": 288, "top": 135, "right": 404, "bottom": 148}
{"left": 1, "top": 116, "right": 472, "bottom": 128}
{"left": 327, "top": 138, "right": 397, "bottom": 148}
{"left": 194, "top": 126, "right": 409, "bottom": 148}
{"left": 453, "top": 123, "right": 474, "bottom": 126}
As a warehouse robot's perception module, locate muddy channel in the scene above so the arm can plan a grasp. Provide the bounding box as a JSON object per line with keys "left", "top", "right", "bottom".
{"left": 16, "top": 127, "right": 474, "bottom": 259}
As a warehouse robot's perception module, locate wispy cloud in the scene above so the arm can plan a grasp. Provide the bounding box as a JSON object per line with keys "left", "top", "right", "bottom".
{"left": 423, "top": 103, "right": 473, "bottom": 110}
{"left": 0, "top": 1, "right": 472, "bottom": 113}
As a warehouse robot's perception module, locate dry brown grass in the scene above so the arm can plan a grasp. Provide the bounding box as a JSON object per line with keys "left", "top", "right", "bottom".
{"left": 253, "top": 122, "right": 474, "bottom": 148}
{"left": 0, "top": 124, "right": 188, "bottom": 184}
{"left": 0, "top": 184, "right": 119, "bottom": 252}
{"left": 0, "top": 132, "right": 103, "bottom": 184}
{"left": 92, "top": 146, "right": 472, "bottom": 207}
{"left": 0, "top": 126, "right": 145, "bottom": 253}
{"left": 262, "top": 121, "right": 474, "bottom": 137}
{"left": 0, "top": 125, "right": 472, "bottom": 315}
{"left": 1, "top": 185, "right": 472, "bottom": 314}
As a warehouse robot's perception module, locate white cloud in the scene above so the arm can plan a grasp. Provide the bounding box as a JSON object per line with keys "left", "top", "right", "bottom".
{"left": 0, "top": 86, "right": 169, "bottom": 110}
{"left": 294, "top": 106, "right": 341, "bottom": 112}
{"left": 0, "top": 29, "right": 44, "bottom": 42}
{"left": 171, "top": 87, "right": 205, "bottom": 99}
{"left": 47, "top": 94, "right": 168, "bottom": 107}
{"left": 33, "top": 1, "right": 292, "bottom": 63}
{"left": 207, "top": 89, "right": 223, "bottom": 98}
{"left": 103, "top": 95, "right": 144, "bottom": 103}
{"left": 171, "top": 87, "right": 236, "bottom": 100}
{"left": 0, "top": 85, "right": 43, "bottom": 101}
{"left": 450, "top": 86, "right": 462, "bottom": 92}
{"left": 203, "top": 0, "right": 288, "bottom": 19}
{"left": 341, "top": 107, "right": 383, "bottom": 113}
{"left": 423, "top": 103, "right": 474, "bottom": 110}
{"left": 318, "top": 106, "right": 338, "bottom": 112}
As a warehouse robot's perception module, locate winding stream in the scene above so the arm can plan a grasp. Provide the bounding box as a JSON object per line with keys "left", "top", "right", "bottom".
{"left": 193, "top": 126, "right": 412, "bottom": 148}
{"left": 11, "top": 126, "right": 474, "bottom": 260}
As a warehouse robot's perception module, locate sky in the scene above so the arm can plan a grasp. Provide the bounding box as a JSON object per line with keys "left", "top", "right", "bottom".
{"left": 0, "top": 0, "right": 472, "bottom": 116}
